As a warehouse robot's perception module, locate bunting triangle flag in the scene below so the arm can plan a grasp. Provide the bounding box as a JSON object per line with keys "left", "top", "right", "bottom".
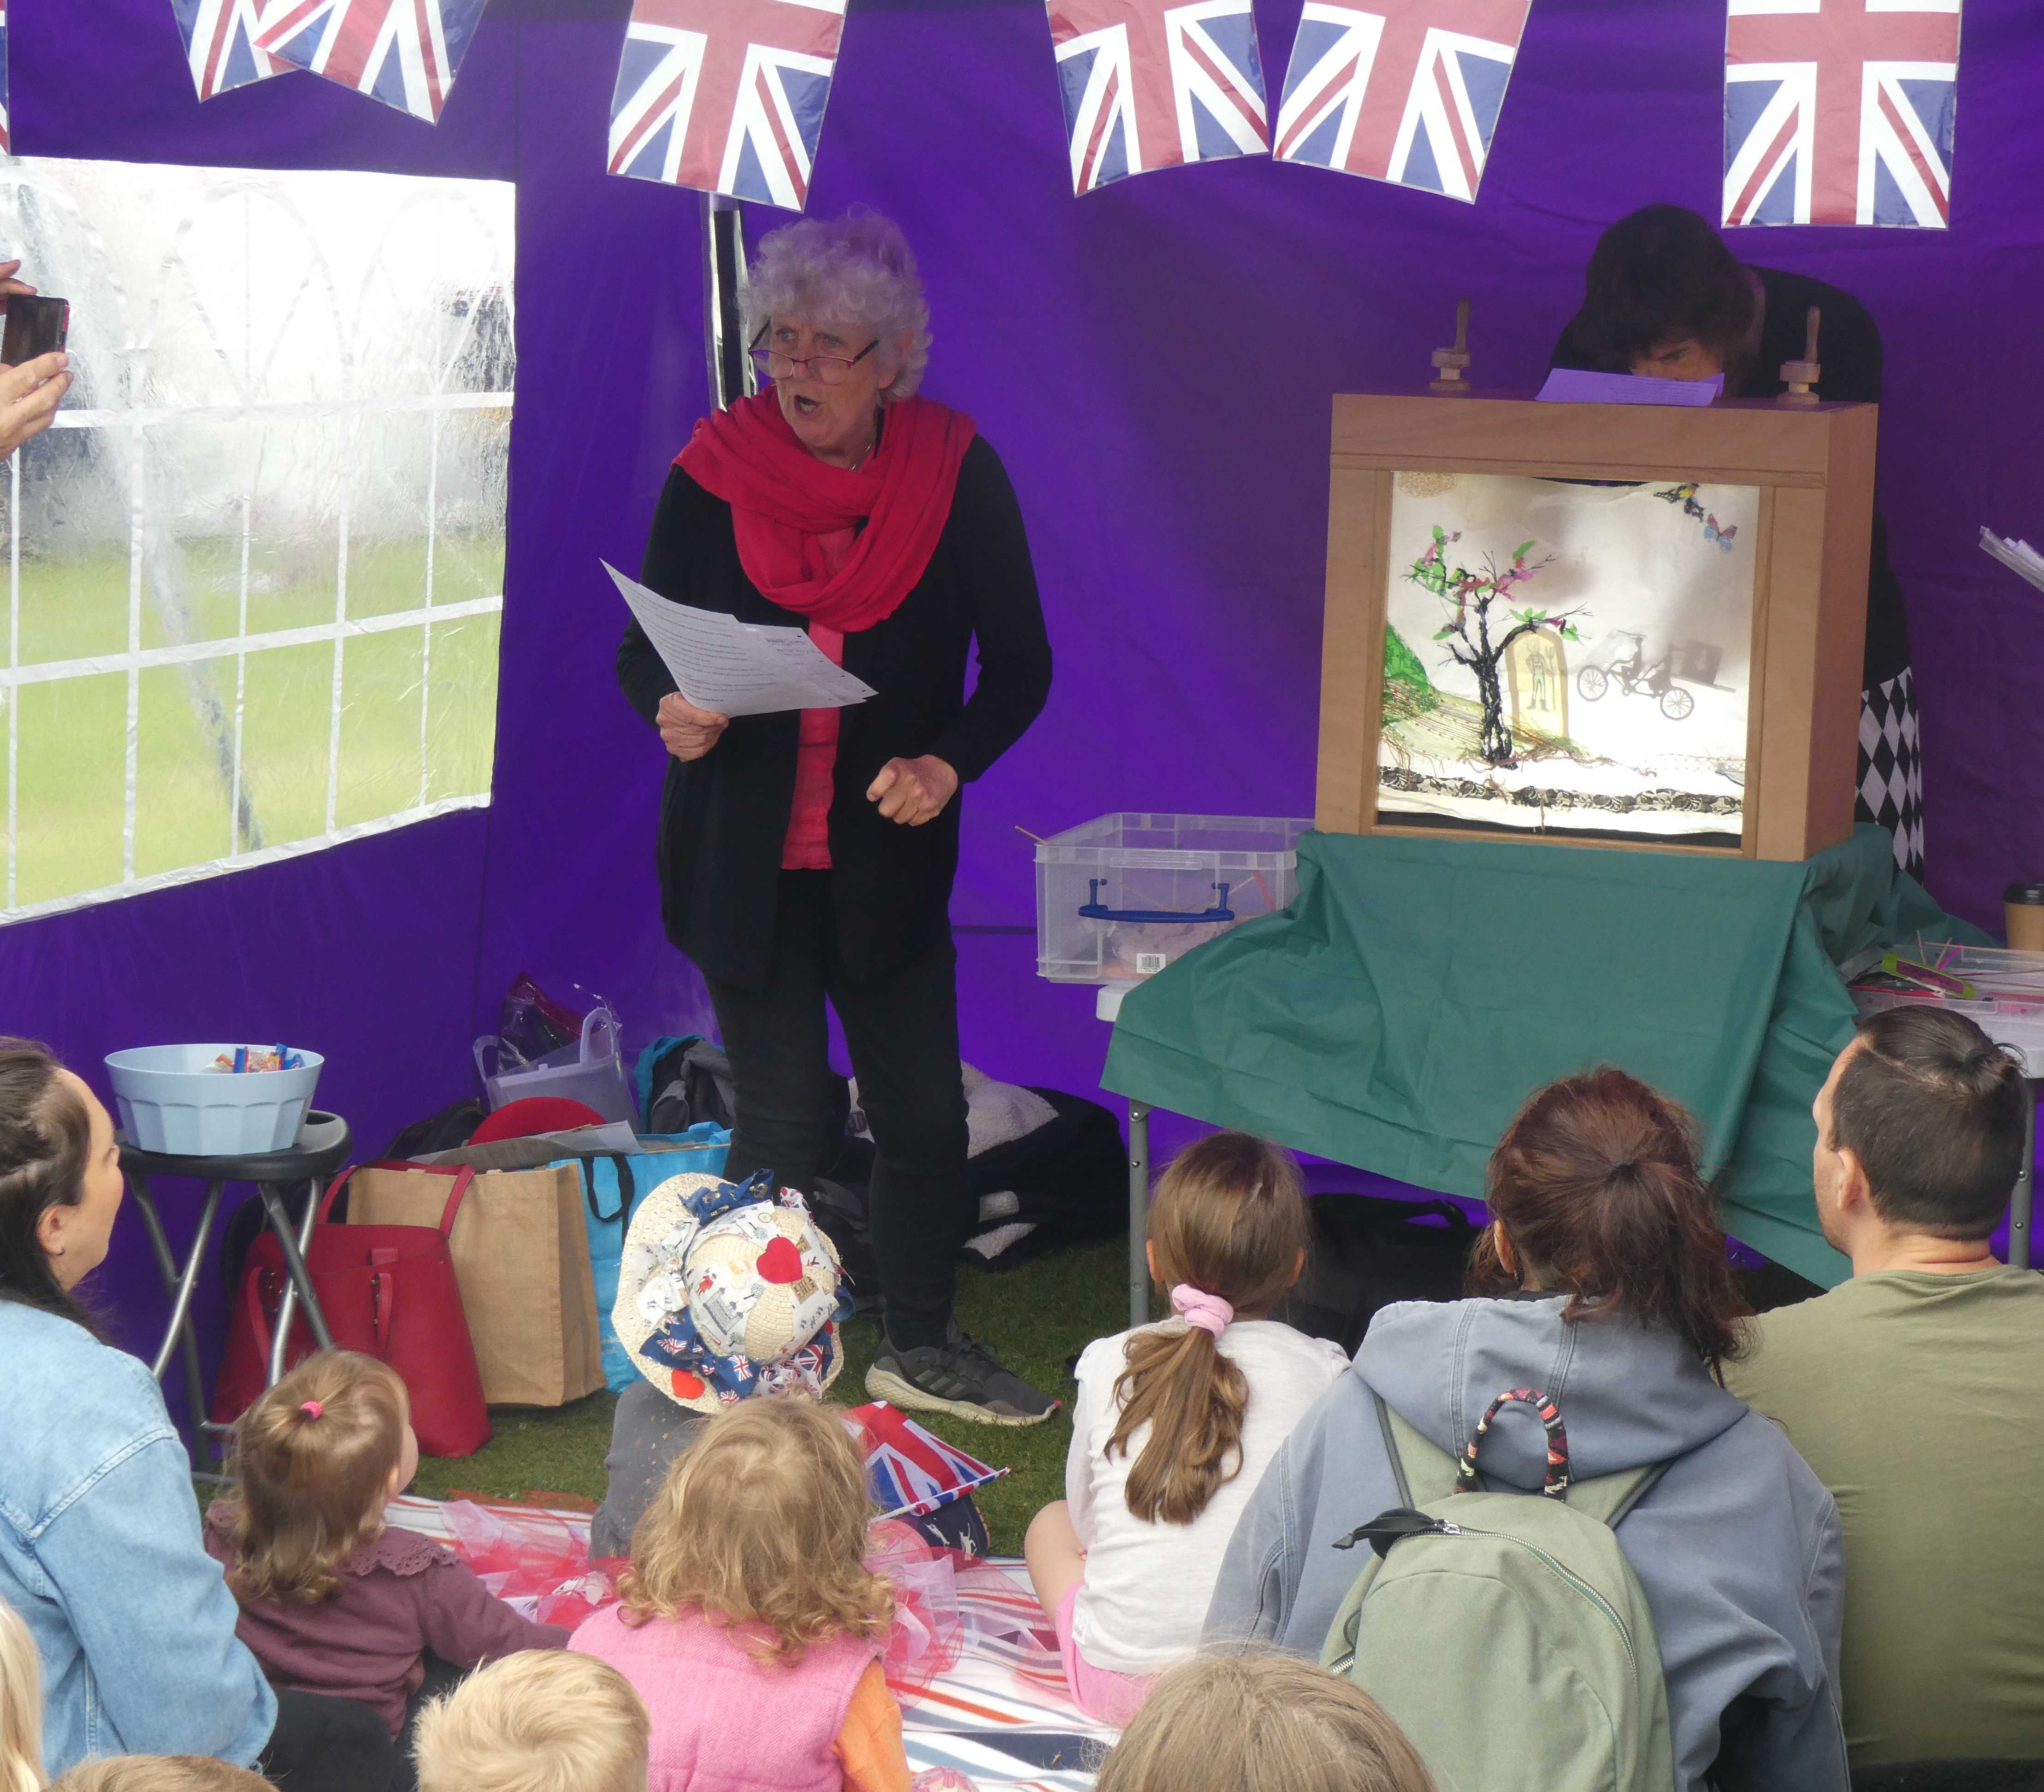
{"left": 253, "top": 0, "right": 492, "bottom": 123}
{"left": 1723, "top": 0, "right": 1961, "bottom": 229}
{"left": 1273, "top": 0, "right": 1531, "bottom": 203}
{"left": 171, "top": 0, "right": 289, "bottom": 100}
{"left": 1046, "top": 0, "right": 1270, "bottom": 195}
{"left": 607, "top": 0, "right": 847, "bottom": 212}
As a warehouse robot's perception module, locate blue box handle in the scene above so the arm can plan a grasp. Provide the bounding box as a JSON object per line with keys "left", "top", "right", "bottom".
{"left": 1079, "top": 880, "right": 1235, "bottom": 925}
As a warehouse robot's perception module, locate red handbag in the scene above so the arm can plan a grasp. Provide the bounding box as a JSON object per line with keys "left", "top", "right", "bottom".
{"left": 213, "top": 1166, "right": 492, "bottom": 1458}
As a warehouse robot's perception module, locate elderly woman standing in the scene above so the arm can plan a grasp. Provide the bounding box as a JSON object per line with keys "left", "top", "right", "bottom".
{"left": 617, "top": 211, "right": 1055, "bottom": 1425}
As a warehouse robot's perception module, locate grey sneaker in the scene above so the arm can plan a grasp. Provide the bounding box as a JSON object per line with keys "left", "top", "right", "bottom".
{"left": 865, "top": 1325, "right": 1060, "bottom": 1427}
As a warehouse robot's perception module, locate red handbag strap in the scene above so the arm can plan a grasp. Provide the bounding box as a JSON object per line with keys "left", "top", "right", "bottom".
{"left": 239, "top": 1257, "right": 275, "bottom": 1365}
{"left": 322, "top": 1161, "right": 477, "bottom": 1237}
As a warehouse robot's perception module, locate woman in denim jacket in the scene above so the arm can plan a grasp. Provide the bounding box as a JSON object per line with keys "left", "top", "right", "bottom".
{"left": 0, "top": 1039, "right": 276, "bottom": 1775}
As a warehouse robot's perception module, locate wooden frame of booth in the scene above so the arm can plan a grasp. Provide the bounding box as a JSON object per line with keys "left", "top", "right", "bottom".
{"left": 1314, "top": 392, "right": 1879, "bottom": 862}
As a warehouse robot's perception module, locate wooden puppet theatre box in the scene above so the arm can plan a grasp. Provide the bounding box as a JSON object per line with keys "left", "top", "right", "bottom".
{"left": 1314, "top": 392, "right": 1876, "bottom": 862}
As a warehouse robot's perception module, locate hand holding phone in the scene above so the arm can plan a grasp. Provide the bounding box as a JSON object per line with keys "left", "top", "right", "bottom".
{"left": 1, "top": 294, "right": 69, "bottom": 367}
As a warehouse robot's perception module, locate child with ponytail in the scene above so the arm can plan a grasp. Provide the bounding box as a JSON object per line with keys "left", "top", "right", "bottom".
{"left": 1024, "top": 1132, "right": 1344, "bottom": 1725}
{"left": 203, "top": 1351, "right": 568, "bottom": 1746}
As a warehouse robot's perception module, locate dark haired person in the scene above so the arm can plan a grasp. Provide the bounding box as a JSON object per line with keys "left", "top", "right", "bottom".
{"left": 1727, "top": 1008, "right": 2043, "bottom": 1771}
{"left": 0, "top": 1040, "right": 387, "bottom": 1786}
{"left": 1205, "top": 1067, "right": 1848, "bottom": 1792}
{"left": 1552, "top": 204, "right": 1922, "bottom": 876}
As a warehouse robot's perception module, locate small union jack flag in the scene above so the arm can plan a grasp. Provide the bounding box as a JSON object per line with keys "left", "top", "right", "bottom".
{"left": 607, "top": 0, "right": 845, "bottom": 212}
{"left": 255, "top": 0, "right": 490, "bottom": 124}
{"left": 1273, "top": 0, "right": 1530, "bottom": 202}
{"left": 845, "top": 1402, "right": 1009, "bottom": 1520}
{"left": 171, "top": 0, "right": 287, "bottom": 101}
{"left": 1047, "top": 0, "right": 1269, "bottom": 195}
{"left": 1723, "top": 0, "right": 1961, "bottom": 229}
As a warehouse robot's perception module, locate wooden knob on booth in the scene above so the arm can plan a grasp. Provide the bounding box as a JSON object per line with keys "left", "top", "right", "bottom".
{"left": 1430, "top": 296, "right": 1472, "bottom": 394}
{"left": 1778, "top": 304, "right": 1822, "bottom": 406}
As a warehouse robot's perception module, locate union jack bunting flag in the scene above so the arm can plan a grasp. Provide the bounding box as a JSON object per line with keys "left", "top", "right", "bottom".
{"left": 171, "top": 0, "right": 286, "bottom": 100}
{"left": 255, "top": 0, "right": 490, "bottom": 124}
{"left": 1047, "top": 0, "right": 1269, "bottom": 195}
{"left": 1273, "top": 0, "right": 1531, "bottom": 202}
{"left": 1724, "top": 0, "right": 1961, "bottom": 229}
{"left": 607, "top": 0, "right": 845, "bottom": 212}
{"left": 846, "top": 1403, "right": 1008, "bottom": 1520}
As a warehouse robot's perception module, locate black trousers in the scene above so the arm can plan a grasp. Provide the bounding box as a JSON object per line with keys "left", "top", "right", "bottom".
{"left": 704, "top": 870, "right": 970, "bottom": 1351}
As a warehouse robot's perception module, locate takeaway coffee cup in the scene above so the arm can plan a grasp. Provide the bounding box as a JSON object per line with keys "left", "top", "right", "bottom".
{"left": 2006, "top": 883, "right": 2044, "bottom": 955}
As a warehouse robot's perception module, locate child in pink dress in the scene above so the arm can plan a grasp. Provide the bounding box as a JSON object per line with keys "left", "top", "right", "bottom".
{"left": 572, "top": 1393, "right": 929, "bottom": 1792}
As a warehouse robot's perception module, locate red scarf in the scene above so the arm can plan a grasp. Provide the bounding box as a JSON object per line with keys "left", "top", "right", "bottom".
{"left": 676, "top": 391, "right": 977, "bottom": 634}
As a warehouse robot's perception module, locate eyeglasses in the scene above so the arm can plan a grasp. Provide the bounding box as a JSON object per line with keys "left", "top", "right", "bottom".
{"left": 749, "top": 333, "right": 878, "bottom": 387}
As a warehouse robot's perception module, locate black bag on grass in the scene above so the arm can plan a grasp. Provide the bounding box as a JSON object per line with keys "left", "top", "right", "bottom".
{"left": 1277, "top": 1193, "right": 1481, "bottom": 1355}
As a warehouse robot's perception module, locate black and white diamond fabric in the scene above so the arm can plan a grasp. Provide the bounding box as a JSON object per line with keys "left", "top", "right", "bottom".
{"left": 1857, "top": 666, "right": 1926, "bottom": 879}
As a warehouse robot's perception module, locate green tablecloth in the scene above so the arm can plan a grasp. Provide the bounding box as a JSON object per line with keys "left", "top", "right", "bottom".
{"left": 1101, "top": 825, "right": 1983, "bottom": 1289}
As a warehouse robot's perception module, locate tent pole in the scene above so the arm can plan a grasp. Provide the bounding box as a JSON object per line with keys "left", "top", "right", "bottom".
{"left": 702, "top": 194, "right": 755, "bottom": 412}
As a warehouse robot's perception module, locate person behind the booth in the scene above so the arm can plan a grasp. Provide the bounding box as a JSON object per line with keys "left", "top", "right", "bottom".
{"left": 1550, "top": 203, "right": 1924, "bottom": 878}
{"left": 617, "top": 211, "right": 1055, "bottom": 1427}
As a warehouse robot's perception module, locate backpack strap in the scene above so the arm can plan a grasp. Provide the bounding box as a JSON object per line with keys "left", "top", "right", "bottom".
{"left": 1371, "top": 1392, "right": 1459, "bottom": 1505}
{"left": 1567, "top": 1459, "right": 1671, "bottom": 1528}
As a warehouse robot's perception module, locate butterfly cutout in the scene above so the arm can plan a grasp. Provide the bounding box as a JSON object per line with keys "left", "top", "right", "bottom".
{"left": 1655, "top": 483, "right": 1707, "bottom": 521}
{"left": 1704, "top": 514, "right": 1737, "bottom": 553}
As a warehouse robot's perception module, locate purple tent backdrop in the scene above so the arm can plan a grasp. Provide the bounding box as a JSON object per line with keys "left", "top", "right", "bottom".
{"left": 8, "top": 0, "right": 2043, "bottom": 1394}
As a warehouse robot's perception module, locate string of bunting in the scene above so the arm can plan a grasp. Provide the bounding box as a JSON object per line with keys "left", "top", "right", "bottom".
{"left": 0, "top": 2, "right": 1966, "bottom": 225}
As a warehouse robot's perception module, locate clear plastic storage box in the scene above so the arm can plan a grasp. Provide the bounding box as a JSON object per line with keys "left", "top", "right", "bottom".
{"left": 1849, "top": 943, "right": 2044, "bottom": 1076}
{"left": 1035, "top": 813, "right": 1313, "bottom": 984}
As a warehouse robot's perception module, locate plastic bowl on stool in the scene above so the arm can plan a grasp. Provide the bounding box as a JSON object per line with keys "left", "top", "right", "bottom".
{"left": 105, "top": 1045, "right": 325, "bottom": 1156}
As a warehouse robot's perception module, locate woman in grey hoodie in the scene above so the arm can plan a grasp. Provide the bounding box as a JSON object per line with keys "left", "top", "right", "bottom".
{"left": 1204, "top": 1068, "right": 1848, "bottom": 1792}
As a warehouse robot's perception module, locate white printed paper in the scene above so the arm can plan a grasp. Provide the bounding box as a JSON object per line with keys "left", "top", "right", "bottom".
{"left": 604, "top": 561, "right": 875, "bottom": 718}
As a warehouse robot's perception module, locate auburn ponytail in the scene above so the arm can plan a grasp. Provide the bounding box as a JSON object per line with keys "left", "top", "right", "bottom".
{"left": 1106, "top": 1132, "right": 1308, "bottom": 1526}
{"left": 1473, "top": 1067, "right": 1749, "bottom": 1378}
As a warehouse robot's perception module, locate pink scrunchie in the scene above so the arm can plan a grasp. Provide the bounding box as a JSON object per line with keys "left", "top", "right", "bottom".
{"left": 1170, "top": 1285, "right": 1233, "bottom": 1338}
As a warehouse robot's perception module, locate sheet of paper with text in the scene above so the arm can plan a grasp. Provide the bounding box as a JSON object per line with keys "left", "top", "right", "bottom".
{"left": 604, "top": 561, "right": 877, "bottom": 718}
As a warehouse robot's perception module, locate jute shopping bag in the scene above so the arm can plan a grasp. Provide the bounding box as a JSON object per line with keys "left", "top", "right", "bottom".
{"left": 344, "top": 1160, "right": 603, "bottom": 1407}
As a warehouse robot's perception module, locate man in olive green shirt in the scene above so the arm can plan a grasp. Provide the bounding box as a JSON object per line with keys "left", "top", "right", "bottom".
{"left": 1727, "top": 1005, "right": 2042, "bottom": 1771}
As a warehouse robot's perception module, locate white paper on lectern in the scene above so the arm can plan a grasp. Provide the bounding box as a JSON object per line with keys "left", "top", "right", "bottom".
{"left": 604, "top": 561, "right": 876, "bottom": 718}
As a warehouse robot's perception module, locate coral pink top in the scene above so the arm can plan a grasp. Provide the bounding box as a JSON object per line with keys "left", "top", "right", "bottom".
{"left": 780, "top": 527, "right": 856, "bottom": 871}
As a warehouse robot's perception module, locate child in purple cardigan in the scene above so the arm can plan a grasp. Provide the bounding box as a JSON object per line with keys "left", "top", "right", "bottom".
{"left": 204, "top": 1351, "right": 567, "bottom": 1738}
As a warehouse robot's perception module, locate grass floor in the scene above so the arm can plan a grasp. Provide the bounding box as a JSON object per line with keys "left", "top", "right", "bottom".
{"left": 410, "top": 1237, "right": 1153, "bottom": 1556}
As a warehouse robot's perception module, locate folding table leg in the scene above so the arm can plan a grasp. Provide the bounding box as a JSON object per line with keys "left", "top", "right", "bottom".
{"left": 129, "top": 1172, "right": 223, "bottom": 1465}
{"left": 256, "top": 1178, "right": 333, "bottom": 1386}
{"left": 1128, "top": 1102, "right": 1151, "bottom": 1332}
{"left": 2010, "top": 1083, "right": 2036, "bottom": 1271}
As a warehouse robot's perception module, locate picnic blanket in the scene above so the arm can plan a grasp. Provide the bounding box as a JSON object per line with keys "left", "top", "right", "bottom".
{"left": 384, "top": 1495, "right": 1114, "bottom": 1790}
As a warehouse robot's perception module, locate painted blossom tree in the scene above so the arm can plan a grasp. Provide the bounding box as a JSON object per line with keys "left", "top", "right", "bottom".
{"left": 1408, "top": 526, "right": 1584, "bottom": 767}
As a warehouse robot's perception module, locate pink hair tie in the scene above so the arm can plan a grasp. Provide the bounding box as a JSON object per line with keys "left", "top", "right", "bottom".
{"left": 1170, "top": 1285, "right": 1233, "bottom": 1338}
{"left": 299, "top": 1400, "right": 323, "bottom": 1420}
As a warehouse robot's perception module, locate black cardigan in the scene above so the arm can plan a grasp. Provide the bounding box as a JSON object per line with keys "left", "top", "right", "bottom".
{"left": 618, "top": 433, "right": 1052, "bottom": 992}
{"left": 1552, "top": 265, "right": 1912, "bottom": 690}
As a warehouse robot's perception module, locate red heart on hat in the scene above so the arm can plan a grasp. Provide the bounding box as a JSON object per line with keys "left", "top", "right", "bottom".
{"left": 670, "top": 1369, "right": 705, "bottom": 1400}
{"left": 756, "top": 1236, "right": 804, "bottom": 1285}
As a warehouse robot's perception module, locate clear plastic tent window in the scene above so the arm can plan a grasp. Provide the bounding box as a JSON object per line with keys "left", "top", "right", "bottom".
{"left": 0, "top": 158, "right": 514, "bottom": 921}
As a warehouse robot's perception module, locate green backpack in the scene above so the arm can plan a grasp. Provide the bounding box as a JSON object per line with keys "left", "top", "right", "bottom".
{"left": 1320, "top": 1388, "right": 1677, "bottom": 1792}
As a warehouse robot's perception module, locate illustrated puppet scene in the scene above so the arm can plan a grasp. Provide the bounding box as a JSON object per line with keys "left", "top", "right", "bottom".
{"left": 6, "top": 1, "right": 2044, "bottom": 1790}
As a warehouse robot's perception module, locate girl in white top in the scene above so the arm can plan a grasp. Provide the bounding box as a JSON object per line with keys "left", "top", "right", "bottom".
{"left": 1024, "top": 1132, "right": 1347, "bottom": 1726}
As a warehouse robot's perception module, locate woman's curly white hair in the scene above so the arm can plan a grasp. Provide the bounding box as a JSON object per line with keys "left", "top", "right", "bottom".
{"left": 744, "top": 210, "right": 932, "bottom": 402}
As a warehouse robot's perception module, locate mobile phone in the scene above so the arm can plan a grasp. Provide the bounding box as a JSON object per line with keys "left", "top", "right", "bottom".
{"left": 1, "top": 295, "right": 69, "bottom": 367}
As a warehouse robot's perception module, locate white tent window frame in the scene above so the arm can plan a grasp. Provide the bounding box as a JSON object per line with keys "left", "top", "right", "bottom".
{"left": 0, "top": 158, "right": 516, "bottom": 924}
